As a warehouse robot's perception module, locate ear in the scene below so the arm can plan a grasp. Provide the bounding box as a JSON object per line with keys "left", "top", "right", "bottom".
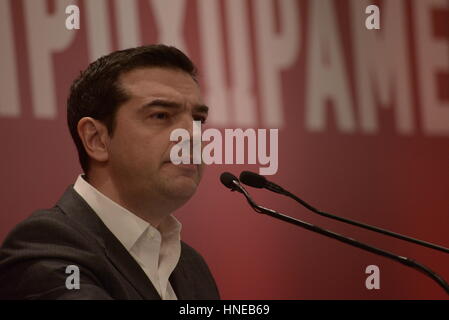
{"left": 77, "top": 117, "right": 110, "bottom": 164}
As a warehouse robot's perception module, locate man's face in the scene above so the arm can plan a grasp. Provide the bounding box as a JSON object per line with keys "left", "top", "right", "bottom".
{"left": 105, "top": 67, "right": 208, "bottom": 210}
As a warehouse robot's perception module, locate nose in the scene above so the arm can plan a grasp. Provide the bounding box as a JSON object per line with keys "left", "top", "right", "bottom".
{"left": 175, "top": 113, "right": 202, "bottom": 158}
{"left": 181, "top": 110, "right": 204, "bottom": 133}
{"left": 177, "top": 113, "right": 198, "bottom": 136}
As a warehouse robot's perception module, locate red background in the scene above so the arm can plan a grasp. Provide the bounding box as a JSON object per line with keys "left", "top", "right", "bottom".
{"left": 0, "top": 0, "right": 448, "bottom": 299}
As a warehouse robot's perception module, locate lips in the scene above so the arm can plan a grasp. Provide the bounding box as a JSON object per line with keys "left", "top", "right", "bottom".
{"left": 163, "top": 159, "right": 198, "bottom": 171}
{"left": 175, "top": 163, "right": 198, "bottom": 170}
{"left": 163, "top": 156, "right": 197, "bottom": 165}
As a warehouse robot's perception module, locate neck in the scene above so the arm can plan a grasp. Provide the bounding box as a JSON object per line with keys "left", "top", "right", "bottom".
{"left": 85, "top": 170, "right": 172, "bottom": 228}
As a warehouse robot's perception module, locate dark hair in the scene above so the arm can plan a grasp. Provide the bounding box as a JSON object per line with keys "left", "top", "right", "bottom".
{"left": 67, "top": 44, "right": 198, "bottom": 173}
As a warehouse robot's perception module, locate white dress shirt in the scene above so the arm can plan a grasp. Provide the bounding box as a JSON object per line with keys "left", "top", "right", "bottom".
{"left": 73, "top": 174, "right": 182, "bottom": 300}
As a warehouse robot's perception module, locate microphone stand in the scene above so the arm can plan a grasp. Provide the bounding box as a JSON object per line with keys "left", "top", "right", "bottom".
{"left": 227, "top": 179, "right": 449, "bottom": 296}
{"left": 240, "top": 171, "right": 449, "bottom": 255}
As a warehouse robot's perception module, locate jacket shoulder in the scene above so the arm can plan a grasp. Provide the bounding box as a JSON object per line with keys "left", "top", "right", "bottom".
{"left": 2, "top": 206, "right": 96, "bottom": 252}
{"left": 0, "top": 206, "right": 108, "bottom": 299}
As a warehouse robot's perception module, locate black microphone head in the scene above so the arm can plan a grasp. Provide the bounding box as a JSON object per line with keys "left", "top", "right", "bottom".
{"left": 220, "top": 172, "right": 240, "bottom": 190}
{"left": 240, "top": 171, "right": 267, "bottom": 188}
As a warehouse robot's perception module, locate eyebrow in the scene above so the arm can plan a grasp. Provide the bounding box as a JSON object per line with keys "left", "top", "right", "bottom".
{"left": 140, "top": 99, "right": 209, "bottom": 114}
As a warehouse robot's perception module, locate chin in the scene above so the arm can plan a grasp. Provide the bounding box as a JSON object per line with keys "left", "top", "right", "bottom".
{"left": 162, "top": 175, "right": 199, "bottom": 200}
{"left": 157, "top": 162, "right": 203, "bottom": 201}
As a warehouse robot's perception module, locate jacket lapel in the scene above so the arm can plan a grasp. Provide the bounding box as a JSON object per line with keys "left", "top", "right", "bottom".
{"left": 169, "top": 245, "right": 195, "bottom": 299}
{"left": 56, "top": 186, "right": 161, "bottom": 300}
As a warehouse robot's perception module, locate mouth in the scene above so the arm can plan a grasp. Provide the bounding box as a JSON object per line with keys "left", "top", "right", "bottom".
{"left": 163, "top": 160, "right": 199, "bottom": 173}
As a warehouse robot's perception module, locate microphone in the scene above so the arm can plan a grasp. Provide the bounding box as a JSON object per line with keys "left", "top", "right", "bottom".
{"left": 240, "top": 170, "right": 449, "bottom": 255}
{"left": 219, "top": 172, "right": 241, "bottom": 192}
{"left": 220, "top": 172, "right": 449, "bottom": 295}
{"left": 240, "top": 171, "right": 285, "bottom": 194}
{"left": 220, "top": 172, "right": 270, "bottom": 213}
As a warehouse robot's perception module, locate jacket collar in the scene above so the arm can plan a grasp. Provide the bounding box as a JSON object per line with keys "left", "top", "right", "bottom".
{"left": 55, "top": 185, "right": 162, "bottom": 299}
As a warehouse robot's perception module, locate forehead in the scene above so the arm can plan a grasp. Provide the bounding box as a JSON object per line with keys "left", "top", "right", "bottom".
{"left": 118, "top": 67, "right": 202, "bottom": 103}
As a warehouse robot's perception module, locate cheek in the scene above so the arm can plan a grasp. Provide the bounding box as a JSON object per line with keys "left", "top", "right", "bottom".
{"left": 111, "top": 129, "right": 173, "bottom": 170}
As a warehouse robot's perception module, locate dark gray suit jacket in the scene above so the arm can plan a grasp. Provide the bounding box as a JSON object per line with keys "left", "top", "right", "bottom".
{"left": 0, "top": 186, "right": 220, "bottom": 300}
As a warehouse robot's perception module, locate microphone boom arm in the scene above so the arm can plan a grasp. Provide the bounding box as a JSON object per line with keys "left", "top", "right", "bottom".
{"left": 231, "top": 180, "right": 449, "bottom": 296}
{"left": 240, "top": 170, "right": 449, "bottom": 255}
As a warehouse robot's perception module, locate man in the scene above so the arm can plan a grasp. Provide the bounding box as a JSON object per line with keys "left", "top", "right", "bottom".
{"left": 0, "top": 45, "right": 220, "bottom": 300}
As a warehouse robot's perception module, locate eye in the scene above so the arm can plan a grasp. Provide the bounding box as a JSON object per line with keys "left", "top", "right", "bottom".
{"left": 151, "top": 112, "right": 170, "bottom": 120}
